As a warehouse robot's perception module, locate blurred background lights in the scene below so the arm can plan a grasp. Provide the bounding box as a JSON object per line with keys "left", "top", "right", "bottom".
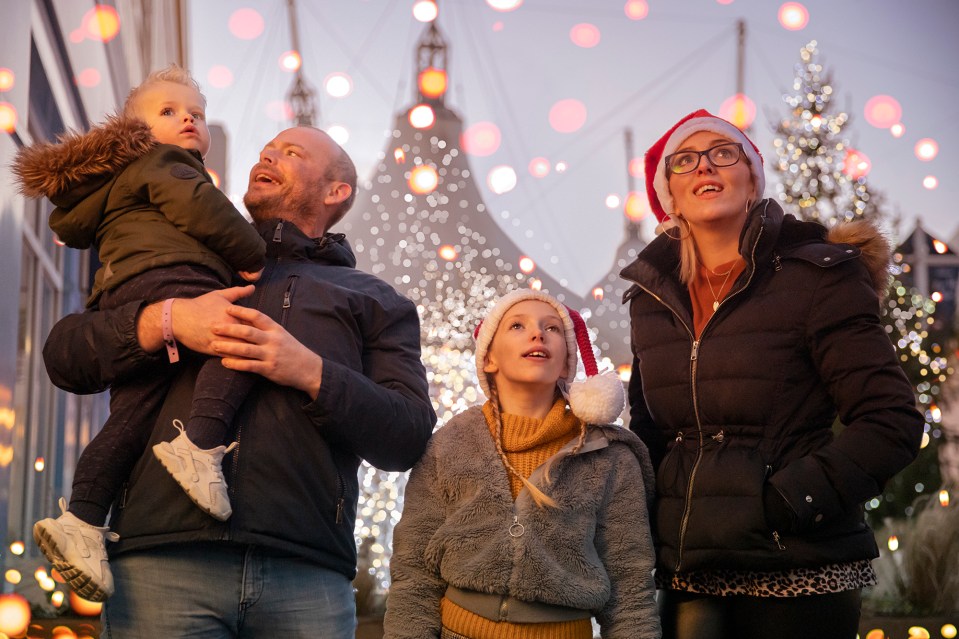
{"left": 487, "top": 165, "right": 517, "bottom": 194}
{"left": 778, "top": 2, "right": 809, "bottom": 30}
{"left": 34, "top": 457, "right": 44, "bottom": 472}
{"left": 228, "top": 8, "right": 264, "bottom": 40}
{"left": 0, "top": 68, "right": 14, "bottom": 91}
{"left": 76, "top": 68, "right": 101, "bottom": 88}
{"left": 4, "top": 569, "right": 21, "bottom": 584}
{"left": 0, "top": 102, "right": 16, "bottom": 133}
{"left": 624, "top": 0, "right": 649, "bottom": 20}
{"left": 51, "top": 591, "right": 65, "bottom": 607}
{"left": 393, "top": 148, "right": 406, "bottom": 163}
{"left": 207, "top": 65, "right": 234, "bottom": 89}
{"left": 9, "top": 541, "right": 24, "bottom": 555}
{"left": 605, "top": 194, "right": 621, "bottom": 209}
{"left": 628, "top": 157, "right": 643, "bottom": 178}
{"left": 418, "top": 67, "right": 447, "bottom": 98}
{"left": 915, "top": 138, "right": 938, "bottom": 161}
{"left": 0, "top": 593, "right": 31, "bottom": 636}
{"left": 842, "top": 148, "right": 871, "bottom": 179}
{"left": 486, "top": 0, "right": 523, "bottom": 11}
{"left": 69, "top": 591, "right": 102, "bottom": 617}
{"left": 548, "top": 99, "right": 587, "bottom": 133}
{"left": 908, "top": 628, "right": 931, "bottom": 639}
{"left": 279, "top": 50, "right": 302, "bottom": 72}
{"left": 887, "top": 534, "right": 899, "bottom": 551}
{"left": 529, "top": 277, "right": 542, "bottom": 290}
{"left": 570, "top": 23, "right": 601, "bottom": 48}
{"left": 617, "top": 364, "right": 632, "bottom": 382}
{"left": 625, "top": 192, "right": 646, "bottom": 221}
{"left": 942, "top": 625, "right": 958, "bottom": 639}
{"left": 438, "top": 245, "right": 458, "bottom": 261}
{"left": 890, "top": 122, "right": 905, "bottom": 138}
{"left": 863, "top": 94, "right": 902, "bottom": 129}
{"left": 518, "top": 256, "right": 535, "bottom": 273}
{"left": 940, "top": 489, "right": 950, "bottom": 507}
{"left": 460, "top": 121, "right": 501, "bottom": 156}
{"left": 592, "top": 286, "right": 604, "bottom": 300}
{"left": 83, "top": 5, "right": 120, "bottom": 42}
{"left": 931, "top": 291, "right": 943, "bottom": 303}
{"left": 923, "top": 175, "right": 938, "bottom": 190}
{"left": 326, "top": 124, "right": 349, "bottom": 146}
{"left": 408, "top": 165, "right": 439, "bottom": 194}
{"left": 719, "top": 92, "right": 756, "bottom": 129}
{"left": 554, "top": 161, "right": 568, "bottom": 173}
{"left": 412, "top": 0, "right": 438, "bottom": 22}
{"left": 528, "top": 156, "right": 550, "bottom": 178}
{"left": 208, "top": 168, "right": 221, "bottom": 189}
{"left": 408, "top": 104, "right": 435, "bottom": 129}
{"left": 325, "top": 72, "right": 353, "bottom": 98}
{"left": 932, "top": 239, "right": 948, "bottom": 254}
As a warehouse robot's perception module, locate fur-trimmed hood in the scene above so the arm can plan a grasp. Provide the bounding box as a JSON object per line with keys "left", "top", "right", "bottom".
{"left": 826, "top": 218, "right": 892, "bottom": 300}
{"left": 12, "top": 114, "right": 156, "bottom": 199}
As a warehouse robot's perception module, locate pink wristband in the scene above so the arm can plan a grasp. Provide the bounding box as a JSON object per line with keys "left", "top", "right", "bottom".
{"left": 162, "top": 298, "right": 180, "bottom": 363}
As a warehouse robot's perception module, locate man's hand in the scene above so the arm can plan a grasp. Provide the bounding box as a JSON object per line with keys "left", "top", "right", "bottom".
{"left": 137, "top": 286, "right": 256, "bottom": 355}
{"left": 211, "top": 305, "right": 324, "bottom": 399}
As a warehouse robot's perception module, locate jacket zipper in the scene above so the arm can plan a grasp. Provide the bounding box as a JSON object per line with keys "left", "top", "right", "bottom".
{"left": 280, "top": 275, "right": 298, "bottom": 326}
{"left": 335, "top": 470, "right": 346, "bottom": 524}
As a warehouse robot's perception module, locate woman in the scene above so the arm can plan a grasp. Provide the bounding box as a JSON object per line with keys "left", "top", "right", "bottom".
{"left": 621, "top": 110, "right": 923, "bottom": 639}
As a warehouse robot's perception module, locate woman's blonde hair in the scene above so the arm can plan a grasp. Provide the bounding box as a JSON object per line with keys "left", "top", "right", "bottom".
{"left": 123, "top": 63, "right": 206, "bottom": 118}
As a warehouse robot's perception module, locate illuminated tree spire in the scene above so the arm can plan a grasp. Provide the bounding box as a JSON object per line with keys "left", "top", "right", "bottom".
{"left": 285, "top": 0, "right": 318, "bottom": 126}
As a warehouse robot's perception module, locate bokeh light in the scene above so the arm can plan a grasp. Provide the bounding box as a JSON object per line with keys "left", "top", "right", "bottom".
{"left": 605, "top": 194, "right": 621, "bottom": 209}
{"left": 487, "top": 165, "right": 517, "bottom": 194}
{"left": 864, "top": 95, "right": 902, "bottom": 129}
{"left": 393, "top": 148, "right": 406, "bottom": 163}
{"left": 617, "top": 364, "right": 632, "bottom": 382}
{"left": 628, "top": 157, "right": 643, "bottom": 178}
{"left": 492, "top": 21, "right": 505, "bottom": 32}
{"left": 625, "top": 192, "right": 646, "bottom": 221}
{"left": 207, "top": 65, "right": 234, "bottom": 89}
{"left": 83, "top": 5, "right": 120, "bottom": 42}
{"left": 528, "top": 157, "right": 550, "bottom": 178}
{"left": 887, "top": 535, "right": 899, "bottom": 551}
{"left": 486, "top": 0, "right": 523, "bottom": 11}
{"left": 555, "top": 161, "right": 568, "bottom": 173}
{"left": 419, "top": 67, "right": 447, "bottom": 98}
{"left": 408, "top": 104, "right": 435, "bottom": 129}
{"left": 0, "top": 68, "right": 14, "bottom": 91}
{"left": 412, "top": 0, "right": 438, "bottom": 22}
{"left": 570, "top": 23, "right": 601, "bottom": 48}
{"left": 0, "top": 102, "right": 16, "bottom": 133}
{"left": 942, "top": 625, "right": 957, "bottom": 639}
{"left": 548, "top": 98, "right": 587, "bottom": 133}
{"left": 69, "top": 592, "right": 102, "bottom": 616}
{"left": 325, "top": 72, "right": 353, "bottom": 98}
{"left": 3, "top": 569, "right": 21, "bottom": 585}
{"left": 460, "top": 121, "right": 501, "bottom": 156}
{"left": 778, "top": 2, "right": 809, "bottom": 30}
{"left": 915, "top": 138, "right": 938, "bottom": 161}
{"left": 624, "top": 0, "right": 649, "bottom": 20}
{"left": 264, "top": 100, "right": 293, "bottom": 122}
{"left": 907, "top": 627, "right": 931, "bottom": 639}
{"left": 228, "top": 8, "right": 264, "bottom": 40}
{"left": 923, "top": 176, "right": 938, "bottom": 190}
{"left": 208, "top": 168, "right": 221, "bottom": 189}
{"left": 0, "top": 594, "right": 31, "bottom": 636}
{"left": 529, "top": 278, "right": 542, "bottom": 291}
{"left": 34, "top": 457, "right": 45, "bottom": 472}
{"left": 890, "top": 122, "right": 905, "bottom": 138}
{"left": 327, "top": 125, "right": 349, "bottom": 146}
{"left": 438, "top": 245, "right": 458, "bottom": 261}
{"left": 52, "top": 626, "right": 77, "bottom": 639}
{"left": 518, "top": 256, "right": 536, "bottom": 274}
{"left": 719, "top": 92, "right": 756, "bottom": 130}
{"left": 409, "top": 165, "right": 439, "bottom": 194}
{"left": 76, "top": 68, "right": 101, "bottom": 88}
{"left": 51, "top": 591, "right": 65, "bottom": 607}
{"left": 842, "top": 148, "right": 871, "bottom": 179}
{"left": 9, "top": 541, "right": 24, "bottom": 556}
{"left": 592, "top": 287, "right": 604, "bottom": 300}
{"left": 279, "top": 51, "right": 302, "bottom": 72}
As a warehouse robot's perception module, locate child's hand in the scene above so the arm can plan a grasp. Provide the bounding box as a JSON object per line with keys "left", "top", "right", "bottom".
{"left": 239, "top": 268, "right": 263, "bottom": 282}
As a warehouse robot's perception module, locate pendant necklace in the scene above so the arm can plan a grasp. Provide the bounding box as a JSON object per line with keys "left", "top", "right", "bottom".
{"left": 705, "top": 263, "right": 736, "bottom": 312}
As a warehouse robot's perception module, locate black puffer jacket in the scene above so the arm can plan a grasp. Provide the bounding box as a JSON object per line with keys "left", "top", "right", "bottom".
{"left": 621, "top": 199, "right": 923, "bottom": 575}
{"left": 42, "top": 219, "right": 436, "bottom": 579}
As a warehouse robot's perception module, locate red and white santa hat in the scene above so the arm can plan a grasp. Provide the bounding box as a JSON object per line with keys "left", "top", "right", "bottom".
{"left": 645, "top": 109, "right": 766, "bottom": 222}
{"left": 473, "top": 289, "right": 625, "bottom": 425}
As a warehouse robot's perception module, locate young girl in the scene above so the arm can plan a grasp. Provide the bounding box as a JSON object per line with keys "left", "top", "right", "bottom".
{"left": 385, "top": 289, "right": 661, "bottom": 639}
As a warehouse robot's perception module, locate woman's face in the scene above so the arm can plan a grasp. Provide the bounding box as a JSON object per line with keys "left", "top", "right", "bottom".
{"left": 667, "top": 130, "right": 756, "bottom": 231}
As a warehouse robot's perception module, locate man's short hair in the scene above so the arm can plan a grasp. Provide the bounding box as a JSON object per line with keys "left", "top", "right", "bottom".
{"left": 325, "top": 143, "right": 358, "bottom": 227}
{"left": 124, "top": 64, "right": 206, "bottom": 118}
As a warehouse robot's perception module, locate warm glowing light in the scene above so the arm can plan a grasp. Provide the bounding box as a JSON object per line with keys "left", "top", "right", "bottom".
{"left": 0, "top": 593, "right": 31, "bottom": 636}
{"left": 394, "top": 148, "right": 406, "bottom": 163}
{"left": 0, "top": 101, "right": 17, "bottom": 133}
{"left": 842, "top": 148, "right": 871, "bottom": 179}
{"left": 887, "top": 535, "right": 899, "bottom": 551}
{"left": 207, "top": 65, "right": 234, "bottom": 89}
{"left": 890, "top": 122, "right": 905, "bottom": 138}
{"left": 409, "top": 104, "right": 435, "bottom": 129}
{"left": 865, "top": 631, "right": 885, "bottom": 639}
{"left": 555, "top": 161, "right": 568, "bottom": 173}
{"left": 519, "top": 256, "right": 536, "bottom": 274}
{"left": 778, "top": 2, "right": 809, "bottom": 30}
{"left": 923, "top": 176, "right": 938, "bottom": 190}
{"left": 487, "top": 165, "right": 517, "bottom": 194}
{"left": 719, "top": 93, "right": 756, "bottom": 130}
{"left": 51, "top": 591, "right": 65, "bottom": 607}
{"left": 438, "top": 245, "right": 458, "bottom": 261}
{"left": 279, "top": 51, "right": 302, "bottom": 72}
{"left": 528, "top": 157, "right": 550, "bottom": 178}
{"left": 486, "top": 0, "right": 523, "bottom": 11}
{"left": 83, "top": 5, "right": 120, "bottom": 42}
{"left": 624, "top": 0, "right": 649, "bottom": 20}
{"left": 864, "top": 95, "right": 902, "bottom": 129}
{"left": 617, "top": 364, "right": 632, "bottom": 382}
{"left": 264, "top": 100, "right": 293, "bottom": 123}
{"left": 942, "top": 624, "right": 958, "bottom": 639}
{"left": 412, "top": 0, "right": 438, "bottom": 22}
{"left": 228, "top": 8, "right": 264, "bottom": 40}
{"left": 605, "top": 194, "right": 621, "bottom": 209}
{"left": 325, "top": 72, "right": 353, "bottom": 98}
{"left": 208, "top": 169, "right": 221, "bottom": 189}
{"left": 69, "top": 592, "right": 102, "bottom": 616}
{"left": 409, "top": 165, "right": 439, "bottom": 194}
{"left": 327, "top": 125, "right": 349, "bottom": 146}
{"left": 34, "top": 457, "right": 45, "bottom": 472}
{"left": 933, "top": 239, "right": 948, "bottom": 254}
{"left": 932, "top": 291, "right": 943, "bottom": 303}
{"left": 0, "top": 68, "right": 14, "bottom": 91}
{"left": 418, "top": 67, "right": 447, "bottom": 98}
{"left": 9, "top": 541, "right": 24, "bottom": 556}
{"left": 461, "top": 121, "right": 502, "bottom": 156}
{"left": 907, "top": 627, "right": 931, "bottom": 639}
{"left": 529, "top": 278, "right": 542, "bottom": 291}
{"left": 39, "top": 576, "right": 56, "bottom": 592}
{"left": 76, "top": 68, "right": 101, "bottom": 88}
{"left": 51, "top": 569, "right": 65, "bottom": 583}
{"left": 915, "top": 138, "right": 938, "bottom": 161}
{"left": 628, "top": 157, "right": 643, "bottom": 178}
{"left": 34, "top": 568, "right": 48, "bottom": 582}
{"left": 810, "top": 115, "right": 822, "bottom": 129}
{"left": 592, "top": 287, "right": 604, "bottom": 301}
{"left": 940, "top": 490, "right": 950, "bottom": 507}
{"left": 625, "top": 192, "right": 646, "bottom": 221}
{"left": 52, "top": 626, "right": 77, "bottom": 639}
{"left": 548, "top": 99, "right": 587, "bottom": 133}
{"left": 570, "top": 23, "right": 601, "bottom": 48}
{"left": 4, "top": 569, "right": 21, "bottom": 584}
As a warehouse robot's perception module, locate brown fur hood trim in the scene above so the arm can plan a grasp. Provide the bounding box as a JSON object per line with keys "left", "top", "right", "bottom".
{"left": 12, "top": 114, "right": 157, "bottom": 198}
{"left": 827, "top": 219, "right": 892, "bottom": 299}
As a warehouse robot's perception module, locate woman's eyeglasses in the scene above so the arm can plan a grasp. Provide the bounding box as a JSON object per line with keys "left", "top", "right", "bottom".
{"left": 665, "top": 143, "right": 744, "bottom": 175}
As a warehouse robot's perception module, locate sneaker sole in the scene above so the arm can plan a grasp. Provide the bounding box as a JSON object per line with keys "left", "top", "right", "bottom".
{"left": 152, "top": 444, "right": 232, "bottom": 521}
{"left": 33, "top": 522, "right": 110, "bottom": 602}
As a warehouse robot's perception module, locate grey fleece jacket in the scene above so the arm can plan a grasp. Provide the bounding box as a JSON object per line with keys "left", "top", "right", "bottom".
{"left": 385, "top": 405, "right": 661, "bottom": 639}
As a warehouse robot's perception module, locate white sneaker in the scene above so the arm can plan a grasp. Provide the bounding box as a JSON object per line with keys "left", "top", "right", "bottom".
{"left": 33, "top": 497, "right": 119, "bottom": 602}
{"left": 152, "top": 419, "right": 237, "bottom": 521}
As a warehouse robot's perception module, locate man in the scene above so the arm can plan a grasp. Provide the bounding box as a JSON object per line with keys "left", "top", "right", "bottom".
{"left": 42, "top": 127, "right": 436, "bottom": 637}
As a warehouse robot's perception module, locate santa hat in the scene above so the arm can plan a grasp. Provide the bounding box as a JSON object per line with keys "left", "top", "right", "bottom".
{"left": 473, "top": 289, "right": 625, "bottom": 425}
{"left": 645, "top": 109, "right": 766, "bottom": 222}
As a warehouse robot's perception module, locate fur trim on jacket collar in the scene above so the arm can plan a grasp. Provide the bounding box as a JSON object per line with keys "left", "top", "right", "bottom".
{"left": 826, "top": 219, "right": 892, "bottom": 300}
{"left": 13, "top": 114, "right": 156, "bottom": 199}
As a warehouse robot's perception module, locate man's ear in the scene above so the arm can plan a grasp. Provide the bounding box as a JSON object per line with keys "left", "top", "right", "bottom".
{"left": 324, "top": 182, "right": 352, "bottom": 206}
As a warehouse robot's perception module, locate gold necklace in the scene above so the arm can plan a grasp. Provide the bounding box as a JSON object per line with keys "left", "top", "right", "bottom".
{"left": 704, "top": 263, "right": 736, "bottom": 312}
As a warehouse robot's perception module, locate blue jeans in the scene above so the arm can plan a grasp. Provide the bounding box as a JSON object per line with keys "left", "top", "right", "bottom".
{"left": 101, "top": 542, "right": 357, "bottom": 638}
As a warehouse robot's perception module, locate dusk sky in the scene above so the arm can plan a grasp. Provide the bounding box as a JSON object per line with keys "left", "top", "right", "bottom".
{"left": 187, "top": 0, "right": 958, "bottom": 294}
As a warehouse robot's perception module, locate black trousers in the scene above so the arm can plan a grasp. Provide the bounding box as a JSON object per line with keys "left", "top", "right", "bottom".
{"left": 660, "top": 588, "right": 862, "bottom": 639}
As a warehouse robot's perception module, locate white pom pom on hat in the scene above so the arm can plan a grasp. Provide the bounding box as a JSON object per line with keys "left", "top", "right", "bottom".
{"left": 473, "top": 289, "right": 625, "bottom": 425}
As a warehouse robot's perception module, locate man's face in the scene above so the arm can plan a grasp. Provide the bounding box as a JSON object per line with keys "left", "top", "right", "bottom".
{"left": 243, "top": 127, "right": 335, "bottom": 227}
